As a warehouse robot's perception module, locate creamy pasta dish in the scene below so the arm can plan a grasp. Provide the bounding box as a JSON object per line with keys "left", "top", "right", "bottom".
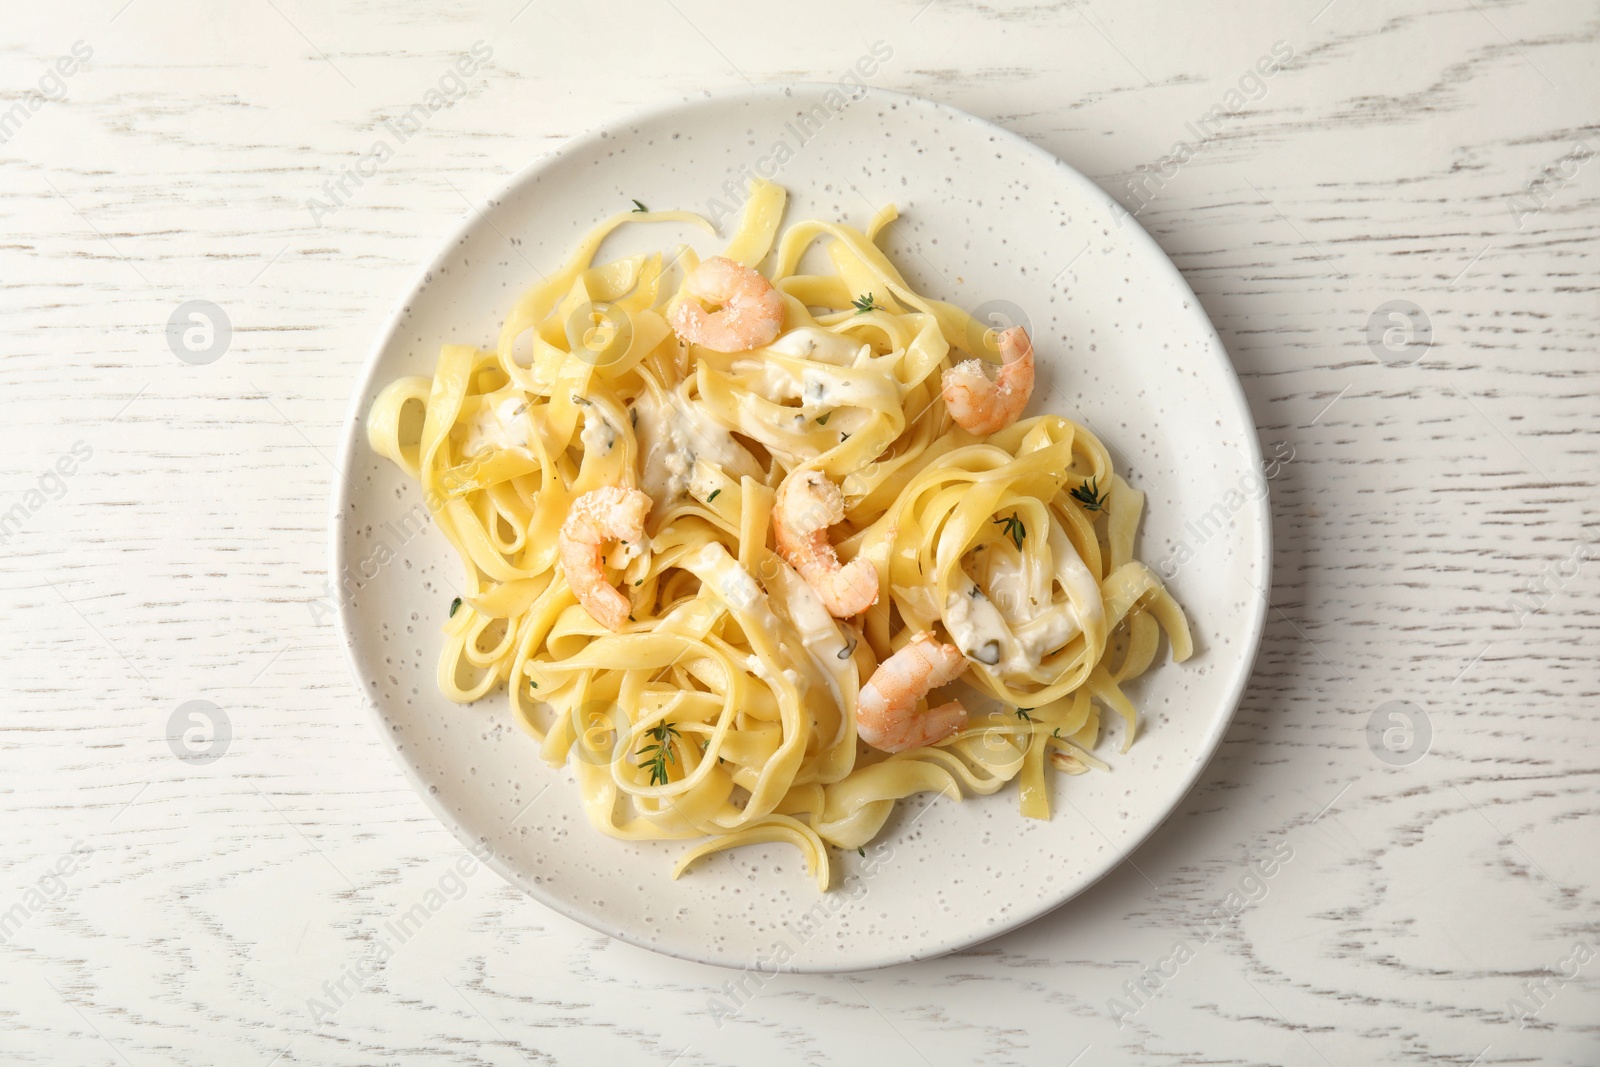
{"left": 367, "top": 179, "right": 1190, "bottom": 890}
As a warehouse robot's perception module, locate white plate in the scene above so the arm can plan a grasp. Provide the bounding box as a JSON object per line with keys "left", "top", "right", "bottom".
{"left": 331, "top": 84, "right": 1270, "bottom": 972}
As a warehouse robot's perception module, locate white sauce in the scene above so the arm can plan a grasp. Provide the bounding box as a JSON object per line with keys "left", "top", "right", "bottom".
{"left": 776, "top": 563, "right": 852, "bottom": 677}
{"left": 578, "top": 404, "right": 618, "bottom": 457}
{"left": 633, "top": 384, "right": 759, "bottom": 505}
{"left": 942, "top": 542, "right": 1083, "bottom": 678}
{"left": 461, "top": 389, "right": 534, "bottom": 456}
{"left": 729, "top": 357, "right": 800, "bottom": 400}
{"left": 705, "top": 328, "right": 906, "bottom": 470}
{"left": 729, "top": 355, "right": 879, "bottom": 414}
{"left": 720, "top": 565, "right": 764, "bottom": 613}
{"left": 798, "top": 366, "right": 879, "bottom": 410}
{"left": 766, "top": 326, "right": 865, "bottom": 366}
{"left": 1012, "top": 608, "right": 1081, "bottom": 670}
{"left": 686, "top": 460, "right": 723, "bottom": 502}
{"left": 943, "top": 580, "right": 1021, "bottom": 673}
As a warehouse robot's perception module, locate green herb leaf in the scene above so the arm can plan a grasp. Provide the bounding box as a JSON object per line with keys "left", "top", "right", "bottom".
{"left": 449, "top": 597, "right": 462, "bottom": 617}
{"left": 857, "top": 846, "right": 866, "bottom": 857}
{"left": 817, "top": 412, "right": 831, "bottom": 426}
{"left": 707, "top": 488, "right": 721, "bottom": 503}
{"left": 638, "top": 722, "right": 682, "bottom": 786}
{"left": 631, "top": 199, "right": 648, "bottom": 212}
{"left": 530, "top": 679, "right": 539, "bottom": 689}
{"left": 992, "top": 512, "right": 1026, "bottom": 550}
{"left": 1069, "top": 476, "right": 1107, "bottom": 512}
{"left": 1016, "top": 707, "right": 1034, "bottom": 721}
{"left": 851, "top": 293, "right": 879, "bottom": 314}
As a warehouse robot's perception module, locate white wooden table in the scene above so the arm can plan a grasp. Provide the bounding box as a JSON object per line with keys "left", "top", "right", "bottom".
{"left": 3, "top": 1, "right": 1597, "bottom": 1064}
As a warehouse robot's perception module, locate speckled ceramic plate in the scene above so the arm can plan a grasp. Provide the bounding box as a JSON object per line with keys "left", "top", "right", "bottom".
{"left": 332, "top": 84, "right": 1270, "bottom": 972}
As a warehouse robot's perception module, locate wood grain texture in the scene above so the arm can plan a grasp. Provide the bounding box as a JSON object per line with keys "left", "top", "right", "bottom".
{"left": 1, "top": 0, "right": 1596, "bottom": 1063}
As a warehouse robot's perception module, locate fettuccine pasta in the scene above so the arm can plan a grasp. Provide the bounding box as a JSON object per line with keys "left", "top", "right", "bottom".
{"left": 367, "top": 180, "right": 1191, "bottom": 890}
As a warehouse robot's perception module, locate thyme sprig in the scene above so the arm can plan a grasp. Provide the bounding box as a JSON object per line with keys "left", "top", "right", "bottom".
{"left": 1069, "top": 476, "right": 1107, "bottom": 512}
{"left": 638, "top": 722, "right": 681, "bottom": 786}
{"left": 992, "top": 512, "right": 1026, "bottom": 550}
{"left": 851, "top": 293, "right": 879, "bottom": 314}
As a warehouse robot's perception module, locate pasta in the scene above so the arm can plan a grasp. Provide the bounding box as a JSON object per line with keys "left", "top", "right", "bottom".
{"left": 366, "top": 179, "right": 1191, "bottom": 890}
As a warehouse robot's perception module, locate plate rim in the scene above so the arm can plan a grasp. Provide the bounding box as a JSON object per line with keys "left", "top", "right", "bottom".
{"left": 329, "top": 81, "right": 1272, "bottom": 973}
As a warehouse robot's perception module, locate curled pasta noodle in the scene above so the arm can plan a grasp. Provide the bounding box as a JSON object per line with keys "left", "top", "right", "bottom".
{"left": 366, "top": 179, "right": 1192, "bottom": 889}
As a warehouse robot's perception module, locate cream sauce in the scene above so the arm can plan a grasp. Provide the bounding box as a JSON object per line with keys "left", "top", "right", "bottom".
{"left": 942, "top": 541, "right": 1083, "bottom": 678}
{"left": 728, "top": 357, "right": 880, "bottom": 411}
{"left": 578, "top": 403, "right": 619, "bottom": 457}
{"left": 461, "top": 389, "right": 534, "bottom": 456}
{"left": 766, "top": 326, "right": 865, "bottom": 366}
{"left": 633, "top": 384, "right": 760, "bottom": 505}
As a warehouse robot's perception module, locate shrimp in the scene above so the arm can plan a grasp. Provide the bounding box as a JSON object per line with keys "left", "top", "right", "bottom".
{"left": 669, "top": 256, "right": 785, "bottom": 352}
{"left": 856, "top": 631, "right": 970, "bottom": 753}
{"left": 558, "top": 486, "right": 652, "bottom": 632}
{"left": 773, "top": 469, "right": 878, "bottom": 618}
{"left": 941, "top": 325, "right": 1035, "bottom": 435}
